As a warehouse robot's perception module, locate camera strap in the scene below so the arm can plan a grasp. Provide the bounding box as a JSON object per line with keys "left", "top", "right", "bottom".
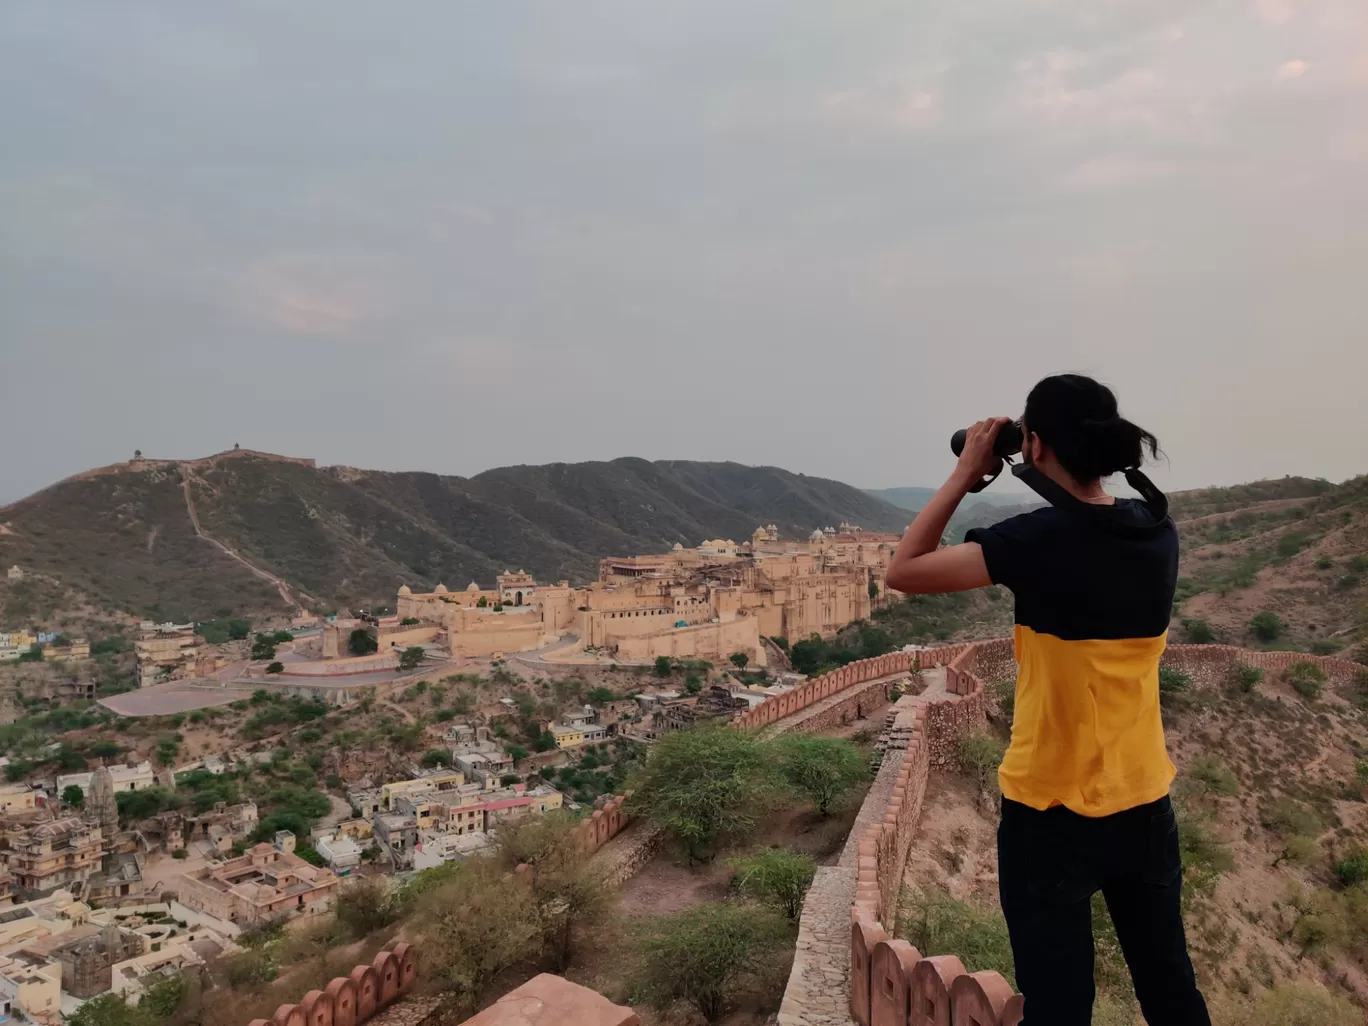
{"left": 1010, "top": 463, "right": 1171, "bottom": 538}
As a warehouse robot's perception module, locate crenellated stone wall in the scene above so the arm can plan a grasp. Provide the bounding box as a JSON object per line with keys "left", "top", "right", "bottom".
{"left": 732, "top": 644, "right": 981, "bottom": 732}
{"left": 1161, "top": 643, "right": 1363, "bottom": 688}
{"left": 847, "top": 639, "right": 1020, "bottom": 1026}
{"left": 245, "top": 945, "right": 419, "bottom": 1026}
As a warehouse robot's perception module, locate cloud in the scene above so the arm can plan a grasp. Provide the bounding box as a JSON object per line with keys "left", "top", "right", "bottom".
{"left": 261, "top": 291, "right": 360, "bottom": 336}
{"left": 1277, "top": 59, "right": 1309, "bottom": 80}
{"left": 1254, "top": 0, "right": 1300, "bottom": 26}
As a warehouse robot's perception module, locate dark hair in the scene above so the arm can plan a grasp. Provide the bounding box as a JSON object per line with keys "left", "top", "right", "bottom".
{"left": 1022, "top": 374, "right": 1160, "bottom": 483}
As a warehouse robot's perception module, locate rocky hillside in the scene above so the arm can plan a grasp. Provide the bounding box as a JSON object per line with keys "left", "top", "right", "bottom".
{"left": 1172, "top": 474, "right": 1368, "bottom": 659}
{"left": 0, "top": 451, "right": 910, "bottom": 622}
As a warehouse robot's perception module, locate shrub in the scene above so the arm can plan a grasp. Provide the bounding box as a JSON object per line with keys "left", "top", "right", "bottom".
{"left": 1350, "top": 555, "right": 1368, "bottom": 574}
{"left": 171, "top": 847, "right": 188, "bottom": 860}
{"left": 1187, "top": 755, "right": 1239, "bottom": 797}
{"left": 1315, "top": 556, "right": 1333, "bottom": 570}
{"left": 1225, "top": 981, "right": 1361, "bottom": 1026}
{"left": 336, "top": 876, "right": 399, "bottom": 938}
{"left": 1334, "top": 846, "right": 1368, "bottom": 886}
{"left": 729, "top": 849, "right": 817, "bottom": 921}
{"left": 903, "top": 888, "right": 1015, "bottom": 987}
{"left": 1261, "top": 797, "right": 1323, "bottom": 838}
{"left": 1286, "top": 661, "right": 1325, "bottom": 699}
{"left": 989, "top": 678, "right": 1015, "bottom": 721}
{"left": 1229, "top": 663, "right": 1264, "bottom": 693}
{"left": 956, "top": 735, "right": 1005, "bottom": 799}
{"left": 420, "top": 749, "right": 452, "bottom": 768}
{"left": 401, "top": 617, "right": 420, "bottom": 625}
{"left": 348, "top": 629, "right": 378, "bottom": 656}
{"left": 1250, "top": 612, "right": 1284, "bottom": 642}
{"left": 265, "top": 661, "right": 284, "bottom": 674}
{"left": 1158, "top": 666, "right": 1192, "bottom": 704}
{"left": 632, "top": 901, "right": 792, "bottom": 1024}
{"left": 418, "top": 859, "right": 543, "bottom": 1012}
{"left": 1181, "top": 617, "right": 1215, "bottom": 644}
{"left": 654, "top": 655, "right": 673, "bottom": 677}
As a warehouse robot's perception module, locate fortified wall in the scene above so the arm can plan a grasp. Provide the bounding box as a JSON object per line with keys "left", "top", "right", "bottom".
{"left": 243, "top": 945, "right": 419, "bottom": 1026}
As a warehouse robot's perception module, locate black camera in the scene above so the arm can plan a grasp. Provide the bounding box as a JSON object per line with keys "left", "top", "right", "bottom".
{"left": 950, "top": 421, "right": 1024, "bottom": 461}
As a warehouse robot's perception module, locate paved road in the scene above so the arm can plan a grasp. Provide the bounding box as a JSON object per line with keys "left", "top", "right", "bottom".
{"left": 99, "top": 680, "right": 255, "bottom": 717}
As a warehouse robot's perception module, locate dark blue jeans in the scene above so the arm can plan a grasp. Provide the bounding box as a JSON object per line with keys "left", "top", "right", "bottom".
{"left": 998, "top": 795, "right": 1211, "bottom": 1026}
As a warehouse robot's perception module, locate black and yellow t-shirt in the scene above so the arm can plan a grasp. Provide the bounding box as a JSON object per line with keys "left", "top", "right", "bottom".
{"left": 967, "top": 501, "right": 1178, "bottom": 818}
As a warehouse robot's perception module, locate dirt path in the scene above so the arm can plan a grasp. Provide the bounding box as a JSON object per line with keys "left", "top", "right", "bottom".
{"left": 179, "top": 464, "right": 304, "bottom": 613}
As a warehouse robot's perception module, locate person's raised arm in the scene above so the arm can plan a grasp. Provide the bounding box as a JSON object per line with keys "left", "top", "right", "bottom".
{"left": 884, "top": 417, "right": 1011, "bottom": 595}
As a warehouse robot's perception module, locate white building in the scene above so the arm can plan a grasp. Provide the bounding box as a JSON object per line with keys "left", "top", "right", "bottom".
{"left": 56, "top": 762, "right": 157, "bottom": 797}
{"left": 314, "top": 831, "right": 363, "bottom": 874}
{"left": 412, "top": 830, "right": 493, "bottom": 870}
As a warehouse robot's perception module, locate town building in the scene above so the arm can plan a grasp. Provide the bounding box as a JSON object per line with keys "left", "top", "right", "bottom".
{"left": 0, "top": 953, "right": 62, "bottom": 1025}
{"left": 133, "top": 623, "right": 212, "bottom": 688}
{"left": 0, "top": 632, "right": 36, "bottom": 662}
{"left": 0, "top": 785, "right": 39, "bottom": 814}
{"left": 6, "top": 566, "right": 23, "bottom": 582}
{"left": 48, "top": 924, "right": 145, "bottom": 999}
{"left": 545, "top": 707, "right": 609, "bottom": 749}
{"left": 44, "top": 638, "right": 90, "bottom": 663}
{"left": 312, "top": 830, "right": 363, "bottom": 874}
{"left": 56, "top": 762, "right": 156, "bottom": 799}
{"left": 174, "top": 834, "right": 340, "bottom": 926}
{"left": 0, "top": 817, "right": 104, "bottom": 897}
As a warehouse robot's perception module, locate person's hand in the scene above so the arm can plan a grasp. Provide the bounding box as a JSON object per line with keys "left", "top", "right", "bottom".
{"left": 952, "top": 417, "right": 1014, "bottom": 488}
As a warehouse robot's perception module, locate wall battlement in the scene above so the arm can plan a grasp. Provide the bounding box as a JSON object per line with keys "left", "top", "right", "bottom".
{"left": 244, "top": 945, "right": 418, "bottom": 1026}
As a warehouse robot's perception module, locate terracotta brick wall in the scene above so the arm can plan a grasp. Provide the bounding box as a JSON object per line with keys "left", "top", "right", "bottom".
{"left": 245, "top": 945, "right": 419, "bottom": 1026}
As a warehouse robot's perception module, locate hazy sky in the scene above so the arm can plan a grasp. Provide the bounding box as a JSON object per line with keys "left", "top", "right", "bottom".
{"left": 3, "top": 0, "right": 1366, "bottom": 505}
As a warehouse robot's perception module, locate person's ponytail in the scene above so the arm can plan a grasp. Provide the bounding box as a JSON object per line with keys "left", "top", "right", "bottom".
{"left": 1024, "top": 375, "right": 1161, "bottom": 484}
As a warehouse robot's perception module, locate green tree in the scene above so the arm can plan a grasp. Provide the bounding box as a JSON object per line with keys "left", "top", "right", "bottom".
{"left": 418, "top": 858, "right": 541, "bottom": 1013}
{"left": 271, "top": 630, "right": 295, "bottom": 644}
{"left": 496, "top": 813, "right": 613, "bottom": 970}
{"left": 138, "top": 974, "right": 185, "bottom": 1018}
{"left": 633, "top": 901, "right": 791, "bottom": 1024}
{"left": 868, "top": 580, "right": 880, "bottom": 602}
{"left": 336, "top": 876, "right": 399, "bottom": 938}
{"left": 729, "top": 849, "right": 816, "bottom": 921}
{"left": 399, "top": 646, "right": 426, "bottom": 671}
{"left": 729, "top": 651, "right": 749, "bottom": 670}
{"left": 586, "top": 686, "right": 616, "bottom": 706}
{"left": 654, "top": 655, "right": 673, "bottom": 677}
{"left": 1250, "top": 611, "right": 1284, "bottom": 642}
{"left": 349, "top": 629, "right": 378, "bottom": 656}
{"left": 628, "top": 726, "right": 779, "bottom": 862}
{"left": 774, "top": 734, "right": 869, "bottom": 815}
{"left": 401, "top": 617, "right": 420, "bottom": 625}
{"left": 266, "top": 661, "right": 284, "bottom": 674}
{"left": 67, "top": 993, "right": 156, "bottom": 1026}
{"left": 62, "top": 784, "right": 85, "bottom": 808}
{"left": 250, "top": 635, "right": 277, "bottom": 661}
{"left": 421, "top": 749, "right": 453, "bottom": 768}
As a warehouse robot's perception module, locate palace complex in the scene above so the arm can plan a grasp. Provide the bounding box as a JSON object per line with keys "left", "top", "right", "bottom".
{"left": 393, "top": 525, "right": 900, "bottom": 666}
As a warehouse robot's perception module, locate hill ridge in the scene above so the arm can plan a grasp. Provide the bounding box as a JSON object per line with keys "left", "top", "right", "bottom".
{"left": 0, "top": 453, "right": 912, "bottom": 621}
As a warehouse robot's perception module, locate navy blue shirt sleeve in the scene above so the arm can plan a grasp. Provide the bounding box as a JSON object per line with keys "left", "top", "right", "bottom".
{"left": 964, "top": 511, "right": 1049, "bottom": 591}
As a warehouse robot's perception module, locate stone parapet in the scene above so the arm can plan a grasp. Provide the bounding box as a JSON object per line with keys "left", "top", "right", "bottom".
{"left": 1161, "top": 643, "right": 1363, "bottom": 686}
{"left": 245, "top": 945, "right": 418, "bottom": 1026}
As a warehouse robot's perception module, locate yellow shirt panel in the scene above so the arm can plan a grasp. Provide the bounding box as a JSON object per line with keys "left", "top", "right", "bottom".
{"left": 999, "top": 624, "right": 1175, "bottom": 818}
